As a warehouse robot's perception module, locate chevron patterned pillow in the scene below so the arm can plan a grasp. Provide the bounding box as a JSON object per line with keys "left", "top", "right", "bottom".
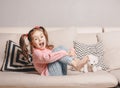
{"left": 1, "top": 40, "right": 35, "bottom": 72}
{"left": 73, "top": 41, "right": 108, "bottom": 71}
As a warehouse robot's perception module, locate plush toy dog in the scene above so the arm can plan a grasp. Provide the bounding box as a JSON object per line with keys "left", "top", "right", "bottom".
{"left": 80, "top": 54, "right": 102, "bottom": 73}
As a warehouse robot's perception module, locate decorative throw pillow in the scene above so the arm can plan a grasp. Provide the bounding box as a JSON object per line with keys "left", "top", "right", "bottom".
{"left": 73, "top": 41, "right": 108, "bottom": 70}
{"left": 1, "top": 40, "right": 35, "bottom": 72}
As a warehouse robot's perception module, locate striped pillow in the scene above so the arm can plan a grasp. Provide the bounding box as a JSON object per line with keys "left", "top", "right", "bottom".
{"left": 73, "top": 41, "right": 108, "bottom": 70}
{"left": 1, "top": 40, "right": 35, "bottom": 72}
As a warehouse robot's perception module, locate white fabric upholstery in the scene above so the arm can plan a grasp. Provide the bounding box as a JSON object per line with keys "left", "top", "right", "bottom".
{"left": 76, "top": 27, "right": 102, "bottom": 33}
{"left": 48, "top": 28, "right": 76, "bottom": 48}
{"left": 74, "top": 27, "right": 102, "bottom": 44}
{"left": 103, "top": 27, "right": 120, "bottom": 32}
{"left": 0, "top": 71, "right": 118, "bottom": 88}
{"left": 110, "top": 69, "right": 120, "bottom": 83}
{"left": 97, "top": 32, "right": 120, "bottom": 71}
{"left": 0, "top": 27, "right": 31, "bottom": 33}
{"left": 74, "top": 33, "right": 98, "bottom": 44}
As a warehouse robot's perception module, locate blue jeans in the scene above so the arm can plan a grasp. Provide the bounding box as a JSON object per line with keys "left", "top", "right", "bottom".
{"left": 48, "top": 46, "right": 73, "bottom": 76}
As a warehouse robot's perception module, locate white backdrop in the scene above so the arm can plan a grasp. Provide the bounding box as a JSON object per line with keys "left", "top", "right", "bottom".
{"left": 0, "top": 0, "right": 120, "bottom": 27}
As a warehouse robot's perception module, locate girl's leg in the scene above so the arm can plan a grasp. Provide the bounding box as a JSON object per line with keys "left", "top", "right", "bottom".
{"left": 53, "top": 46, "right": 89, "bottom": 71}
{"left": 48, "top": 46, "right": 71, "bottom": 75}
{"left": 59, "top": 61, "right": 67, "bottom": 75}
{"left": 52, "top": 46, "right": 73, "bottom": 65}
{"left": 48, "top": 61, "right": 67, "bottom": 76}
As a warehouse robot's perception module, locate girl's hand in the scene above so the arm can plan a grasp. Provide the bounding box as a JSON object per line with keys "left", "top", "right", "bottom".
{"left": 68, "top": 48, "right": 76, "bottom": 57}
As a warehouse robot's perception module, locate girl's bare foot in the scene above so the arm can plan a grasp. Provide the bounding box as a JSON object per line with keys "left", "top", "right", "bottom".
{"left": 77, "top": 56, "right": 89, "bottom": 71}
{"left": 70, "top": 59, "right": 79, "bottom": 71}
{"left": 70, "top": 56, "right": 89, "bottom": 71}
{"left": 81, "top": 56, "right": 89, "bottom": 65}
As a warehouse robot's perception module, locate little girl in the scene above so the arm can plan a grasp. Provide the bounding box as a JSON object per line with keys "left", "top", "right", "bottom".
{"left": 19, "top": 26, "right": 88, "bottom": 76}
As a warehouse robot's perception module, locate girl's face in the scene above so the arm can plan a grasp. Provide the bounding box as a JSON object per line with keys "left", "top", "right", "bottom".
{"left": 31, "top": 30, "right": 46, "bottom": 50}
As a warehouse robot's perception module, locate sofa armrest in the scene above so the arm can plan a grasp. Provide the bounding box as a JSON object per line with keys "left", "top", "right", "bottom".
{"left": 110, "top": 69, "right": 120, "bottom": 86}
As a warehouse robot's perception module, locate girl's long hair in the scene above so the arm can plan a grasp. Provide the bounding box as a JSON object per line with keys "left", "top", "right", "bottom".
{"left": 19, "top": 34, "right": 31, "bottom": 60}
{"left": 19, "top": 26, "right": 54, "bottom": 60}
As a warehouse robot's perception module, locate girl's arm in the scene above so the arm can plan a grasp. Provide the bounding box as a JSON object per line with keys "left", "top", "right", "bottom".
{"left": 33, "top": 49, "right": 68, "bottom": 64}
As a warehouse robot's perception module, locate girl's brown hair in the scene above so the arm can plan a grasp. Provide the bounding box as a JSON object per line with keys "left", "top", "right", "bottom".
{"left": 19, "top": 34, "right": 30, "bottom": 60}
{"left": 19, "top": 26, "right": 54, "bottom": 59}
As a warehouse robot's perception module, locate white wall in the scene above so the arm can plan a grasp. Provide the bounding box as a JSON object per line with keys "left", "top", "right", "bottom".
{"left": 0, "top": 0, "right": 120, "bottom": 27}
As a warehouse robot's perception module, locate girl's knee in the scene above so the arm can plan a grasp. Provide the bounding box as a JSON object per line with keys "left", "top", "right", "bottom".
{"left": 53, "top": 45, "right": 68, "bottom": 52}
{"left": 57, "top": 46, "right": 68, "bottom": 51}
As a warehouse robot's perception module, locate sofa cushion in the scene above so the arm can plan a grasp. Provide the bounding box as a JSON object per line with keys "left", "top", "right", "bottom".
{"left": 48, "top": 28, "right": 76, "bottom": 49}
{"left": 73, "top": 41, "right": 108, "bottom": 70}
{"left": 103, "top": 27, "right": 120, "bottom": 32}
{"left": 76, "top": 27, "right": 102, "bottom": 34}
{"left": 1, "top": 40, "right": 35, "bottom": 72}
{"left": 75, "top": 27, "right": 102, "bottom": 44}
{"left": 0, "top": 71, "right": 118, "bottom": 88}
{"left": 97, "top": 32, "right": 120, "bottom": 71}
{"left": 74, "top": 33, "right": 98, "bottom": 44}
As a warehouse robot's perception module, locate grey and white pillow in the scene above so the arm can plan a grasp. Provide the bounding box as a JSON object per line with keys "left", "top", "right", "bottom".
{"left": 1, "top": 40, "right": 35, "bottom": 72}
{"left": 73, "top": 41, "right": 108, "bottom": 70}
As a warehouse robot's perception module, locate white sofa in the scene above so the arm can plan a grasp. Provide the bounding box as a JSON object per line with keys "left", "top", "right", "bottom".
{"left": 0, "top": 27, "right": 119, "bottom": 88}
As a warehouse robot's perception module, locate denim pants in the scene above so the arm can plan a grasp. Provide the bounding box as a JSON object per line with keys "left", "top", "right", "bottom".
{"left": 48, "top": 46, "right": 73, "bottom": 76}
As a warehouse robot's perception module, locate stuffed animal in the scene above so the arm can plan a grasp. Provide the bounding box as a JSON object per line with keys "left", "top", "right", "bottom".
{"left": 80, "top": 54, "right": 102, "bottom": 73}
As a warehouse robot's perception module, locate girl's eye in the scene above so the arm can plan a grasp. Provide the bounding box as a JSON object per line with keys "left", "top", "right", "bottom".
{"left": 34, "top": 38, "right": 38, "bottom": 40}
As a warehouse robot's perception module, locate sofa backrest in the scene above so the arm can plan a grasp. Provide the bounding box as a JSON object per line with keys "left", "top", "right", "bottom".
{"left": 0, "top": 27, "right": 102, "bottom": 70}
{"left": 97, "top": 27, "right": 120, "bottom": 71}
{"left": 103, "top": 27, "right": 120, "bottom": 32}
{"left": 75, "top": 27, "right": 102, "bottom": 44}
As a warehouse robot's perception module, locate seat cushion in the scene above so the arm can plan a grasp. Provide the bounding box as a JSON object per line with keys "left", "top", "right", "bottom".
{"left": 0, "top": 71, "right": 118, "bottom": 88}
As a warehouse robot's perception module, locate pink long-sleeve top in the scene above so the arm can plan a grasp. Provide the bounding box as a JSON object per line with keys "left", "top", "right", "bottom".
{"left": 32, "top": 48, "right": 68, "bottom": 76}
